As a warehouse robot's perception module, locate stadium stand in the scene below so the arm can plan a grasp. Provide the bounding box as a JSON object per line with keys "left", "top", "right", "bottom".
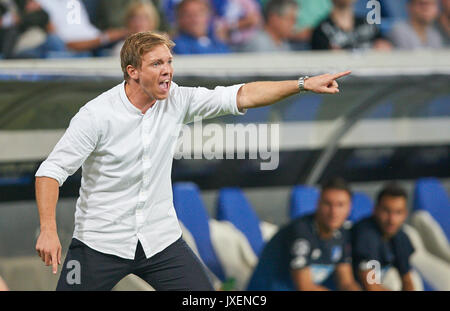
{"left": 0, "top": 0, "right": 448, "bottom": 290}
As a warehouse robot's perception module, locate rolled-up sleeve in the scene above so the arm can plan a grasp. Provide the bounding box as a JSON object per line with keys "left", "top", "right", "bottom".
{"left": 35, "top": 106, "right": 99, "bottom": 186}
{"left": 182, "top": 83, "right": 247, "bottom": 124}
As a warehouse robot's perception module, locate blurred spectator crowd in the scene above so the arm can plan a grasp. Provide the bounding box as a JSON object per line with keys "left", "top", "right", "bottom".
{"left": 0, "top": 0, "right": 449, "bottom": 59}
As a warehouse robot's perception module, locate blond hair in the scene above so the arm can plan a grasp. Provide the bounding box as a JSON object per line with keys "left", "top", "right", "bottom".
{"left": 120, "top": 31, "right": 175, "bottom": 80}
{"left": 125, "top": 1, "right": 160, "bottom": 31}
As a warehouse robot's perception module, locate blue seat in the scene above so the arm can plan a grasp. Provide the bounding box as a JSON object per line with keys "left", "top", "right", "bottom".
{"left": 172, "top": 182, "right": 226, "bottom": 281}
{"left": 216, "top": 188, "right": 265, "bottom": 256}
{"left": 348, "top": 192, "right": 374, "bottom": 223}
{"left": 289, "top": 185, "right": 320, "bottom": 219}
{"left": 413, "top": 178, "right": 450, "bottom": 240}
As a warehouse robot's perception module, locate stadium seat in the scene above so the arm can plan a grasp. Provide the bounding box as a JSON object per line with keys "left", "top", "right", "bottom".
{"left": 216, "top": 187, "right": 265, "bottom": 256}
{"left": 403, "top": 224, "right": 450, "bottom": 290}
{"left": 289, "top": 185, "right": 320, "bottom": 219}
{"left": 411, "top": 178, "right": 450, "bottom": 263}
{"left": 348, "top": 192, "right": 374, "bottom": 223}
{"left": 413, "top": 178, "right": 450, "bottom": 240}
{"left": 172, "top": 182, "right": 226, "bottom": 281}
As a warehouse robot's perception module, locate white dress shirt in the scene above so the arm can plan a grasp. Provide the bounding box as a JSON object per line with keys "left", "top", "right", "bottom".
{"left": 36, "top": 81, "right": 245, "bottom": 259}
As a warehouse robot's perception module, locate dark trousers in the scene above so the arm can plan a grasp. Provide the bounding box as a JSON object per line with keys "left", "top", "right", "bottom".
{"left": 56, "top": 237, "right": 214, "bottom": 291}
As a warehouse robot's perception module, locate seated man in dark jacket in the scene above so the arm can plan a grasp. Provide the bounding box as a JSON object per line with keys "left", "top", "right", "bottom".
{"left": 172, "top": 0, "right": 230, "bottom": 55}
{"left": 352, "top": 183, "right": 415, "bottom": 291}
{"left": 247, "top": 177, "right": 361, "bottom": 291}
{"left": 311, "top": 0, "right": 392, "bottom": 50}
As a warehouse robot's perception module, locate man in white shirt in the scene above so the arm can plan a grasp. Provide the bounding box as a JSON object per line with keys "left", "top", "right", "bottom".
{"left": 35, "top": 31, "right": 350, "bottom": 291}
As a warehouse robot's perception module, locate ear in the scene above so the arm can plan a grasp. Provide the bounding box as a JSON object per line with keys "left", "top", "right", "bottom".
{"left": 127, "top": 65, "right": 139, "bottom": 80}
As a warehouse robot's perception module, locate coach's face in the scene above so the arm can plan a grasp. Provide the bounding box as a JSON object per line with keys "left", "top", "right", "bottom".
{"left": 316, "top": 189, "right": 351, "bottom": 232}
{"left": 135, "top": 44, "right": 174, "bottom": 100}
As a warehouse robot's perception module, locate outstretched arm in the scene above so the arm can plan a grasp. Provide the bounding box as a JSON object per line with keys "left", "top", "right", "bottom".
{"left": 237, "top": 71, "right": 351, "bottom": 110}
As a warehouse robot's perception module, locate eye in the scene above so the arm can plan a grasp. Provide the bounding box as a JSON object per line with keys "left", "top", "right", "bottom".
{"left": 152, "top": 61, "right": 160, "bottom": 67}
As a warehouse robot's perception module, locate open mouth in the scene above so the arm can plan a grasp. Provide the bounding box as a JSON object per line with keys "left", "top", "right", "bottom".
{"left": 159, "top": 79, "right": 170, "bottom": 92}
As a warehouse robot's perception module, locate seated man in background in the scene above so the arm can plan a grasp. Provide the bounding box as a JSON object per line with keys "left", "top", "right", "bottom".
{"left": 311, "top": 0, "right": 392, "bottom": 50}
{"left": 389, "top": 0, "right": 444, "bottom": 49}
{"left": 214, "top": 0, "right": 263, "bottom": 51}
{"left": 0, "top": 0, "right": 65, "bottom": 58}
{"left": 352, "top": 183, "right": 415, "bottom": 291}
{"left": 172, "top": 0, "right": 230, "bottom": 54}
{"left": 241, "top": 0, "right": 297, "bottom": 52}
{"left": 247, "top": 177, "right": 361, "bottom": 291}
{"left": 35, "top": 0, "right": 128, "bottom": 56}
{"left": 111, "top": 1, "right": 160, "bottom": 56}
{"left": 436, "top": 0, "right": 450, "bottom": 46}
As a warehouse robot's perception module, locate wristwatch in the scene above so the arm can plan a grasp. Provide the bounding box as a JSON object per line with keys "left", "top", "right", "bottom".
{"left": 297, "top": 76, "right": 310, "bottom": 93}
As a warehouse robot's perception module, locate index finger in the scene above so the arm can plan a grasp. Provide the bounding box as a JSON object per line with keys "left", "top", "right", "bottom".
{"left": 332, "top": 71, "right": 352, "bottom": 80}
{"left": 51, "top": 252, "right": 58, "bottom": 274}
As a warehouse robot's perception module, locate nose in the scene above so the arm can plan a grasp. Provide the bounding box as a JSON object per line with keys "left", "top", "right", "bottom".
{"left": 161, "top": 62, "right": 172, "bottom": 77}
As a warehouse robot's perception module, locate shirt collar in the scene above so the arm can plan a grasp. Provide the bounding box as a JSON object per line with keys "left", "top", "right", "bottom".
{"left": 119, "top": 81, "right": 144, "bottom": 116}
